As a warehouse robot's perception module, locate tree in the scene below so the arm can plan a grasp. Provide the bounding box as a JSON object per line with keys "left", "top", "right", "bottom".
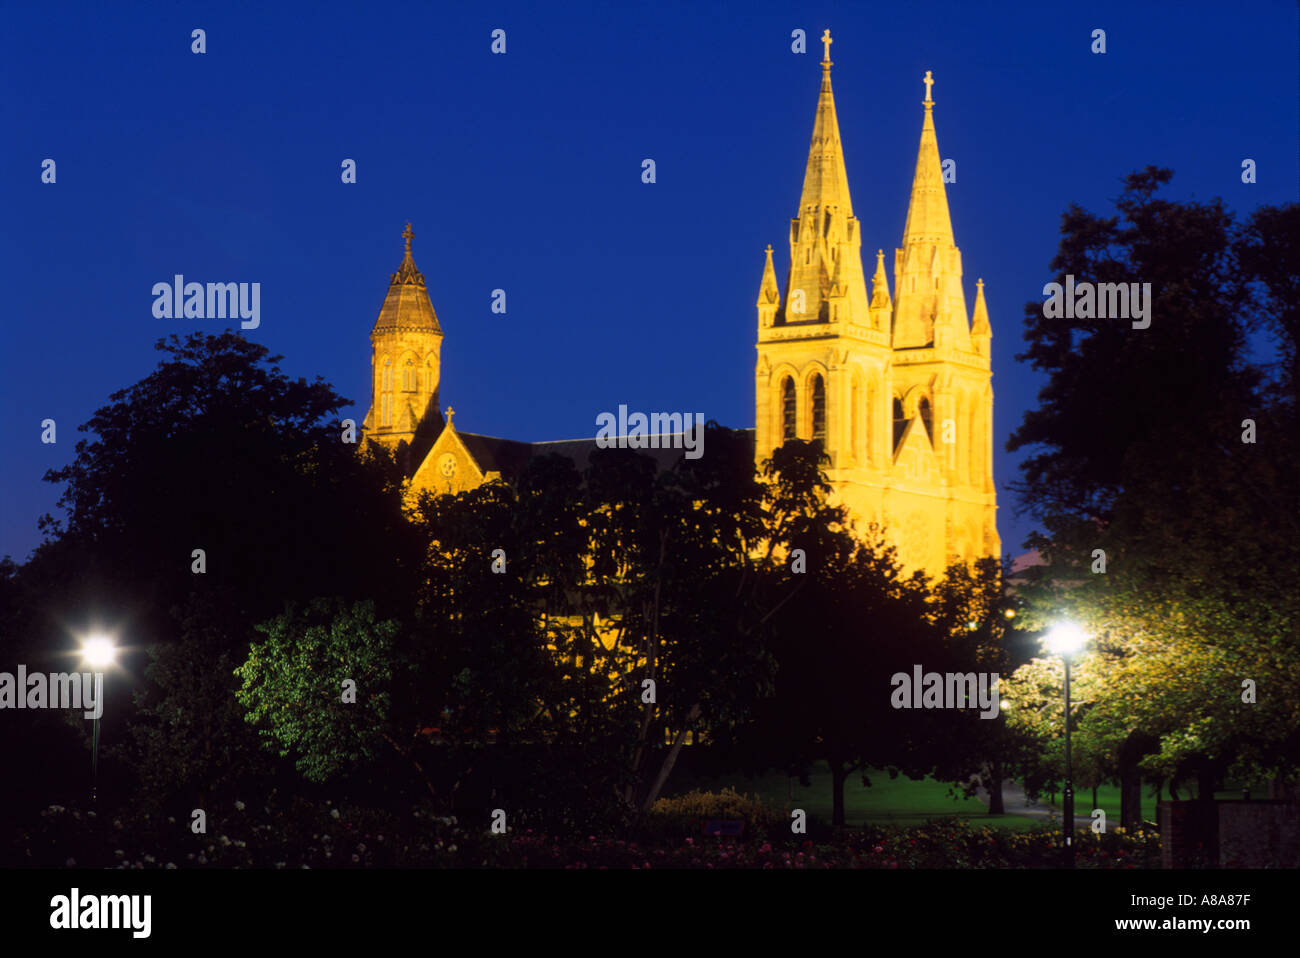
{"left": 235, "top": 599, "right": 409, "bottom": 787}
{"left": 1006, "top": 173, "right": 1300, "bottom": 824}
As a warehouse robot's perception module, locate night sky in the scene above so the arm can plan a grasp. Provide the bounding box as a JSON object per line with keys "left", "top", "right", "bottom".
{"left": 2, "top": 0, "right": 1295, "bottom": 563}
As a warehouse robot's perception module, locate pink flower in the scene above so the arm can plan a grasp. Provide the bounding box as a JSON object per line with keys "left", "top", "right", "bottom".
{"left": 873, "top": 845, "right": 883, "bottom": 853}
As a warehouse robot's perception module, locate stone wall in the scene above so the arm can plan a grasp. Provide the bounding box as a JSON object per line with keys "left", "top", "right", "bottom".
{"left": 1159, "top": 800, "right": 1300, "bottom": 868}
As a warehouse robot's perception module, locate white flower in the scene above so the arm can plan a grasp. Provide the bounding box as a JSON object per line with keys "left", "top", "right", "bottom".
{"left": 197, "top": 854, "right": 207, "bottom": 865}
{"left": 219, "top": 835, "right": 231, "bottom": 847}
{"left": 167, "top": 817, "right": 176, "bottom": 824}
{"left": 351, "top": 854, "right": 360, "bottom": 863}
{"left": 234, "top": 800, "right": 246, "bottom": 811}
{"left": 143, "top": 854, "right": 156, "bottom": 863}
{"left": 357, "top": 843, "right": 367, "bottom": 853}
{"left": 330, "top": 808, "right": 340, "bottom": 820}
{"left": 448, "top": 844, "right": 457, "bottom": 853}
{"left": 165, "top": 863, "right": 177, "bottom": 870}
{"left": 114, "top": 849, "right": 125, "bottom": 858}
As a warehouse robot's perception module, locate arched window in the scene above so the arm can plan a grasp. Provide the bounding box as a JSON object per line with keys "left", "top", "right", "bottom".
{"left": 811, "top": 375, "right": 826, "bottom": 442}
{"left": 865, "top": 382, "right": 875, "bottom": 464}
{"left": 893, "top": 397, "right": 906, "bottom": 449}
{"left": 919, "top": 396, "right": 934, "bottom": 443}
{"left": 970, "top": 405, "right": 982, "bottom": 488}
{"left": 381, "top": 358, "right": 393, "bottom": 427}
{"left": 403, "top": 359, "right": 416, "bottom": 392}
{"left": 850, "top": 380, "right": 860, "bottom": 461}
{"left": 781, "top": 377, "right": 796, "bottom": 441}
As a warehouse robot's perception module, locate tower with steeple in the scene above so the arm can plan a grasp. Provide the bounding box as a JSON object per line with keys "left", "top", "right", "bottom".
{"left": 362, "top": 223, "right": 444, "bottom": 454}
{"left": 755, "top": 35, "right": 999, "bottom": 573}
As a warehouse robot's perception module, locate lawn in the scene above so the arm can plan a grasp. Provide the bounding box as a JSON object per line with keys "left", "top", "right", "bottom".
{"left": 663, "top": 762, "right": 1041, "bottom": 830}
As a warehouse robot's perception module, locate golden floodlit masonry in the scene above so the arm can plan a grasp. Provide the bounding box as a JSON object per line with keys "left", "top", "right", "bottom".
{"left": 362, "top": 32, "right": 999, "bottom": 576}
{"left": 755, "top": 34, "right": 999, "bottom": 573}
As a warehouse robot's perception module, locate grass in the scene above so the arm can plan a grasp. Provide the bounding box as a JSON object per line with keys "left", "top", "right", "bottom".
{"left": 665, "top": 763, "right": 1268, "bottom": 832}
{"left": 664, "top": 763, "right": 1041, "bottom": 830}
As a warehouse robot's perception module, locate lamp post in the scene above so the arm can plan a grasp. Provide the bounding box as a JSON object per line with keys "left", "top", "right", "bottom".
{"left": 1044, "top": 623, "right": 1086, "bottom": 868}
{"left": 80, "top": 636, "right": 116, "bottom": 804}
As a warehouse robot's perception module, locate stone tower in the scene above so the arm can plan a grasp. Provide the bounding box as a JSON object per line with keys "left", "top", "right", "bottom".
{"left": 755, "top": 33, "right": 999, "bottom": 574}
{"left": 362, "top": 223, "right": 444, "bottom": 453}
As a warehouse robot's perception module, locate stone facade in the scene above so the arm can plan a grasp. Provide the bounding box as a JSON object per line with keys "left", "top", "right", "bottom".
{"left": 755, "top": 42, "right": 998, "bottom": 575}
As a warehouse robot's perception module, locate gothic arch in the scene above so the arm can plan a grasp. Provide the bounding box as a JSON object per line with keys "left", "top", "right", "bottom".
{"left": 779, "top": 375, "right": 797, "bottom": 441}
{"left": 850, "top": 370, "right": 863, "bottom": 462}
{"left": 800, "top": 363, "right": 830, "bottom": 443}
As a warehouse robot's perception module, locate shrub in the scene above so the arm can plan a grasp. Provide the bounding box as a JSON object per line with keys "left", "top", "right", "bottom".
{"left": 647, "top": 787, "right": 794, "bottom": 840}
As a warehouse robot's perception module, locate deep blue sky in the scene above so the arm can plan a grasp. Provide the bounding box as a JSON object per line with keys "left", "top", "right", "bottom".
{"left": 2, "top": 1, "right": 1296, "bottom": 563}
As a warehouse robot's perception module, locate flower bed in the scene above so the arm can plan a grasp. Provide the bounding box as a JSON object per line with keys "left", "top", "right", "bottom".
{"left": 8, "top": 796, "right": 1161, "bottom": 869}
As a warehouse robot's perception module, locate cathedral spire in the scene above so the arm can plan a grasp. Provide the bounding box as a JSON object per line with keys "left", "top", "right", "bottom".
{"left": 757, "top": 244, "right": 781, "bottom": 327}
{"left": 971, "top": 277, "right": 991, "bottom": 357}
{"left": 901, "top": 71, "right": 954, "bottom": 248}
{"left": 374, "top": 222, "right": 442, "bottom": 334}
{"left": 797, "top": 29, "right": 853, "bottom": 219}
{"left": 780, "top": 31, "right": 870, "bottom": 327}
{"left": 892, "top": 71, "right": 968, "bottom": 350}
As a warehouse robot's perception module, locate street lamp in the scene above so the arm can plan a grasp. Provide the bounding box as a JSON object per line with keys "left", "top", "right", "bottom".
{"left": 1044, "top": 622, "right": 1086, "bottom": 867}
{"left": 79, "top": 635, "right": 117, "bottom": 804}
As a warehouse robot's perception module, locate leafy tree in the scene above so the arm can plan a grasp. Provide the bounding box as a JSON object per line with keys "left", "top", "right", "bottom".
{"left": 235, "top": 599, "right": 406, "bottom": 787}
{"left": 1007, "top": 173, "right": 1299, "bottom": 824}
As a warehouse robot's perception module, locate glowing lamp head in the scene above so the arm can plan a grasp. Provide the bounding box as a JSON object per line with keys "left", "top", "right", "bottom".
{"left": 82, "top": 636, "right": 116, "bottom": 668}
{"left": 1044, "top": 623, "right": 1086, "bottom": 656}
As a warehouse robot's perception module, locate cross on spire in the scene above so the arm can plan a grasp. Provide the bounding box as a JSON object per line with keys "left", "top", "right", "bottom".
{"left": 923, "top": 70, "right": 934, "bottom": 104}
{"left": 820, "top": 29, "right": 833, "bottom": 65}
{"left": 402, "top": 222, "right": 414, "bottom": 254}
{"left": 445, "top": 405, "right": 455, "bottom": 426}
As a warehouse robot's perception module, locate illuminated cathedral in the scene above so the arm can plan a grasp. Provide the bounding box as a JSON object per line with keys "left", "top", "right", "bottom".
{"left": 754, "top": 31, "right": 999, "bottom": 572}
{"left": 361, "top": 32, "right": 998, "bottom": 576}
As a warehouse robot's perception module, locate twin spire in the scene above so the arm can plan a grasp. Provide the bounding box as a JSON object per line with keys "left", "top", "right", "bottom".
{"left": 770, "top": 33, "right": 984, "bottom": 352}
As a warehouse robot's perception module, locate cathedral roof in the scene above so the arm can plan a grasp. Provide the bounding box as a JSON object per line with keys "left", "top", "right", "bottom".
{"left": 452, "top": 434, "right": 694, "bottom": 480}
{"left": 373, "top": 223, "right": 443, "bottom": 335}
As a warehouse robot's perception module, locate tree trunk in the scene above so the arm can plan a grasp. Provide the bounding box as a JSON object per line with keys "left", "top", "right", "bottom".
{"left": 829, "top": 759, "right": 848, "bottom": 830}
{"left": 1196, "top": 761, "right": 1217, "bottom": 802}
{"left": 987, "top": 760, "right": 1005, "bottom": 814}
{"left": 638, "top": 702, "right": 701, "bottom": 814}
{"left": 1118, "top": 732, "right": 1155, "bottom": 830}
